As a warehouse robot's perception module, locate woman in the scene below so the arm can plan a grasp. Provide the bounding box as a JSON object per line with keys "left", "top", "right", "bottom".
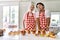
{"left": 36, "top": 2, "right": 50, "bottom": 35}
{"left": 23, "top": 4, "right": 36, "bottom": 34}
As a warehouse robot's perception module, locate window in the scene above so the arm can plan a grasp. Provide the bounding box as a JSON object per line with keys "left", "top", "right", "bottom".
{"left": 3, "top": 6, "right": 19, "bottom": 29}
{"left": 50, "top": 12, "right": 60, "bottom": 27}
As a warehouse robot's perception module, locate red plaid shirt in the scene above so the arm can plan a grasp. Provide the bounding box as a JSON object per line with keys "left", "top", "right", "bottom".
{"left": 39, "top": 11, "right": 47, "bottom": 30}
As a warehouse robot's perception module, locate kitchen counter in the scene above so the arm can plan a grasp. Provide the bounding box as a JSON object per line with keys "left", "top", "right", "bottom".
{"left": 20, "top": 34, "right": 60, "bottom": 40}
{"left": 0, "top": 34, "right": 60, "bottom": 40}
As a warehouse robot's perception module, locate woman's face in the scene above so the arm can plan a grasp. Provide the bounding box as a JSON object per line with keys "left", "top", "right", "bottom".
{"left": 30, "top": 5, "right": 34, "bottom": 11}
{"left": 37, "top": 4, "right": 44, "bottom": 11}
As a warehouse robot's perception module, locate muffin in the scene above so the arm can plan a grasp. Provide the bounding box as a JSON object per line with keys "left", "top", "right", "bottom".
{"left": 16, "top": 31, "right": 20, "bottom": 35}
{"left": 31, "top": 29, "right": 36, "bottom": 34}
{"left": 20, "top": 30, "right": 26, "bottom": 35}
{"left": 35, "top": 30, "right": 41, "bottom": 36}
{"left": 41, "top": 29, "right": 46, "bottom": 36}
{"left": 25, "top": 30, "right": 30, "bottom": 34}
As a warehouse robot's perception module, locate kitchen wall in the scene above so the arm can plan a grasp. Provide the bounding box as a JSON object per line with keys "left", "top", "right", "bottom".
{"left": 19, "top": 0, "right": 60, "bottom": 12}
{"left": 43, "top": 1, "right": 60, "bottom": 12}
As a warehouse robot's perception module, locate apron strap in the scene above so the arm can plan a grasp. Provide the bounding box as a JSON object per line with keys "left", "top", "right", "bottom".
{"left": 27, "top": 12, "right": 33, "bottom": 19}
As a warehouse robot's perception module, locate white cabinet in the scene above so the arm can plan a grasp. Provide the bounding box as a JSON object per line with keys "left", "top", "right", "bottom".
{"left": 50, "top": 12, "right": 60, "bottom": 27}
{"left": 49, "top": 12, "right": 60, "bottom": 33}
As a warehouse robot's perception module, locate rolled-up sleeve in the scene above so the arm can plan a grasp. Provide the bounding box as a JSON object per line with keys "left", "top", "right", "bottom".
{"left": 35, "top": 12, "right": 39, "bottom": 18}
{"left": 45, "top": 10, "right": 51, "bottom": 18}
